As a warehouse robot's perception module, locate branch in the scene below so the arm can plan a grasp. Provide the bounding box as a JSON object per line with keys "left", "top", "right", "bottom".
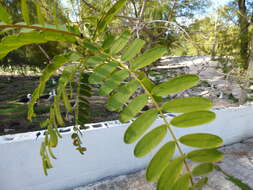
{"left": 37, "top": 44, "right": 52, "bottom": 64}
{"left": 81, "top": 0, "right": 99, "bottom": 12}
{"left": 0, "top": 24, "right": 83, "bottom": 39}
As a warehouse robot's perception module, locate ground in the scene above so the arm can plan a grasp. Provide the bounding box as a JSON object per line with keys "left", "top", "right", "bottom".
{"left": 0, "top": 75, "right": 118, "bottom": 135}
{"left": 1, "top": 56, "right": 253, "bottom": 135}
{"left": 75, "top": 137, "right": 253, "bottom": 190}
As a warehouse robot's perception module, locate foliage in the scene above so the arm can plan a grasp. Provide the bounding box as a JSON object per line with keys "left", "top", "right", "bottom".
{"left": 0, "top": 1, "right": 224, "bottom": 189}
{"left": 0, "top": 0, "right": 69, "bottom": 70}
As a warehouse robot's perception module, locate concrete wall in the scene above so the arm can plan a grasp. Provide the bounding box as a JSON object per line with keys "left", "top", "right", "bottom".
{"left": 1, "top": 105, "right": 253, "bottom": 190}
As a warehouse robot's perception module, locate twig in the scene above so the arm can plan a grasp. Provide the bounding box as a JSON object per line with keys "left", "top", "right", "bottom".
{"left": 37, "top": 44, "right": 52, "bottom": 64}
{"left": 0, "top": 24, "right": 83, "bottom": 38}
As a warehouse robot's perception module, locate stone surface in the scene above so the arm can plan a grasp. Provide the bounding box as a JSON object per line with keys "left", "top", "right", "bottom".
{"left": 150, "top": 56, "right": 253, "bottom": 107}
{"left": 74, "top": 138, "right": 253, "bottom": 190}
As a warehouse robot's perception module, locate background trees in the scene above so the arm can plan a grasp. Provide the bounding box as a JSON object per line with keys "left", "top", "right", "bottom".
{"left": 0, "top": 0, "right": 69, "bottom": 71}
{"left": 1, "top": 0, "right": 253, "bottom": 76}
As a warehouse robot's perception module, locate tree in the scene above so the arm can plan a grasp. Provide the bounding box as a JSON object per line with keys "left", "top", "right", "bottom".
{"left": 220, "top": 0, "right": 253, "bottom": 69}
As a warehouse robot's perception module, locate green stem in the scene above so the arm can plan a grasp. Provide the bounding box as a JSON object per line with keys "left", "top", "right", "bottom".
{"left": 112, "top": 61, "right": 194, "bottom": 186}
{"left": 93, "top": 45, "right": 194, "bottom": 186}
{"left": 130, "top": 70, "right": 194, "bottom": 186}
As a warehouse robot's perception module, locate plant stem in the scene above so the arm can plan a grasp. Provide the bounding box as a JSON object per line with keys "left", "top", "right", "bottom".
{"left": 0, "top": 24, "right": 83, "bottom": 38}
{"left": 95, "top": 45, "right": 194, "bottom": 185}
{"left": 115, "top": 61, "right": 194, "bottom": 186}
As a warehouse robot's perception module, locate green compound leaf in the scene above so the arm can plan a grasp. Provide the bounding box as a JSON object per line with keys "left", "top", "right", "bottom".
{"left": 192, "top": 163, "right": 214, "bottom": 176}
{"left": 119, "top": 94, "right": 149, "bottom": 123}
{"left": 96, "top": 0, "right": 128, "bottom": 34}
{"left": 121, "top": 39, "right": 145, "bottom": 61}
{"left": 110, "top": 31, "right": 131, "bottom": 54}
{"left": 162, "top": 97, "right": 213, "bottom": 113}
{"left": 21, "top": 0, "right": 30, "bottom": 24}
{"left": 106, "top": 80, "right": 139, "bottom": 111}
{"left": 28, "top": 54, "right": 72, "bottom": 120}
{"left": 179, "top": 133, "right": 223, "bottom": 148}
{"left": 0, "top": 31, "right": 76, "bottom": 60}
{"left": 99, "top": 69, "right": 129, "bottom": 96}
{"left": 84, "top": 54, "right": 108, "bottom": 67}
{"left": 88, "top": 61, "right": 119, "bottom": 84}
{"left": 157, "top": 157, "right": 184, "bottom": 190}
{"left": 131, "top": 46, "right": 167, "bottom": 70}
{"left": 187, "top": 149, "right": 224, "bottom": 162}
{"left": 171, "top": 173, "right": 191, "bottom": 190}
{"left": 146, "top": 141, "right": 176, "bottom": 182}
{"left": 0, "top": 4, "right": 12, "bottom": 24}
{"left": 152, "top": 74, "right": 199, "bottom": 97}
{"left": 171, "top": 111, "right": 216, "bottom": 128}
{"left": 134, "top": 125, "right": 167, "bottom": 157}
{"left": 124, "top": 109, "right": 158, "bottom": 144}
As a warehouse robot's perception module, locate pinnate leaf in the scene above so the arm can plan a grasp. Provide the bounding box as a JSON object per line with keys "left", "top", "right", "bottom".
{"left": 119, "top": 94, "right": 149, "bottom": 123}
{"left": 88, "top": 61, "right": 118, "bottom": 84}
{"left": 134, "top": 125, "right": 167, "bottom": 157}
{"left": 110, "top": 31, "right": 131, "bottom": 54}
{"left": 106, "top": 80, "right": 139, "bottom": 111}
{"left": 28, "top": 54, "right": 73, "bottom": 120}
{"left": 162, "top": 97, "right": 213, "bottom": 113}
{"left": 124, "top": 109, "right": 158, "bottom": 144}
{"left": 187, "top": 149, "right": 224, "bottom": 162}
{"left": 84, "top": 54, "right": 108, "bottom": 67}
{"left": 99, "top": 69, "right": 129, "bottom": 96}
{"left": 0, "top": 31, "right": 76, "bottom": 60}
{"left": 171, "top": 111, "right": 216, "bottom": 127}
{"left": 152, "top": 74, "right": 199, "bottom": 97}
{"left": 157, "top": 157, "right": 184, "bottom": 190}
{"left": 179, "top": 133, "right": 223, "bottom": 148}
{"left": 171, "top": 173, "right": 190, "bottom": 190}
{"left": 122, "top": 39, "right": 145, "bottom": 61}
{"left": 131, "top": 46, "right": 167, "bottom": 70}
{"left": 49, "top": 129, "right": 58, "bottom": 148}
{"left": 97, "top": 0, "right": 128, "bottom": 34}
{"left": 146, "top": 141, "right": 176, "bottom": 182}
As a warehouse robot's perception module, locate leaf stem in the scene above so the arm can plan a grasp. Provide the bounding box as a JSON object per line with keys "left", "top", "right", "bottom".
{"left": 115, "top": 62, "right": 194, "bottom": 186}
{"left": 0, "top": 24, "right": 83, "bottom": 38}
{"left": 94, "top": 46, "right": 194, "bottom": 186}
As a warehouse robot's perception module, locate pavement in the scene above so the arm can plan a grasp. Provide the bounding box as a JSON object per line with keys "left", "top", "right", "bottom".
{"left": 74, "top": 137, "right": 253, "bottom": 190}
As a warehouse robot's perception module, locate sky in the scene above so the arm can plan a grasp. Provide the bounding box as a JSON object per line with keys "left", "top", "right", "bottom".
{"left": 212, "top": 0, "right": 230, "bottom": 6}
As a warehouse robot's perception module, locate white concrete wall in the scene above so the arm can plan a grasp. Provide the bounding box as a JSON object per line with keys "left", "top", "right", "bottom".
{"left": 1, "top": 105, "right": 253, "bottom": 190}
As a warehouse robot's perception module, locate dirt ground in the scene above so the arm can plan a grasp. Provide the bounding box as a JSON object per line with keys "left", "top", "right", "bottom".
{"left": 0, "top": 75, "right": 118, "bottom": 136}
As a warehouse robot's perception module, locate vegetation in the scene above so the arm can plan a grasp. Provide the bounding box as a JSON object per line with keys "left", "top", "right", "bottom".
{"left": 1, "top": 0, "right": 253, "bottom": 189}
